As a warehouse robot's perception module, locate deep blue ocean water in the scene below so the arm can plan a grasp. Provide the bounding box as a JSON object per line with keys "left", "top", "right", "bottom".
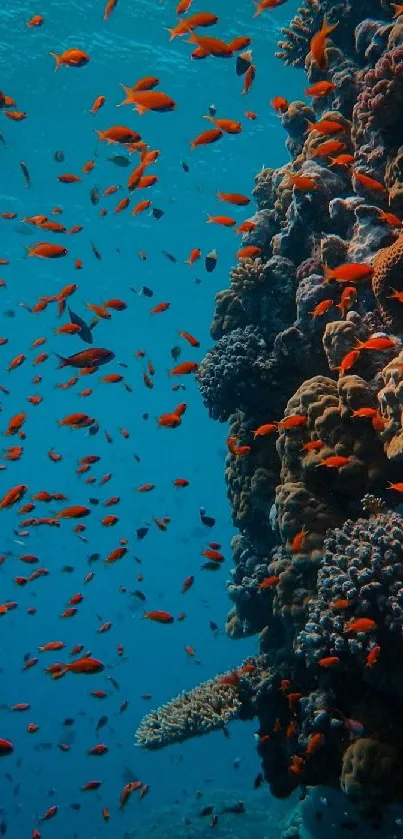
{"left": 0, "top": 1, "right": 306, "bottom": 836}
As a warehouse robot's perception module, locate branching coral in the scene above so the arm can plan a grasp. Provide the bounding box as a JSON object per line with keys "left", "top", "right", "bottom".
{"left": 135, "top": 662, "right": 260, "bottom": 749}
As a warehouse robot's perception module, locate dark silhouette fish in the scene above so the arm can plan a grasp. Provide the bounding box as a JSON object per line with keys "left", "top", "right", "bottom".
{"left": 108, "top": 155, "right": 130, "bottom": 167}
{"left": 68, "top": 306, "right": 93, "bottom": 344}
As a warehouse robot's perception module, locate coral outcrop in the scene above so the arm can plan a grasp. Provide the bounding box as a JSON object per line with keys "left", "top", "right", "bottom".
{"left": 136, "top": 0, "right": 403, "bottom": 815}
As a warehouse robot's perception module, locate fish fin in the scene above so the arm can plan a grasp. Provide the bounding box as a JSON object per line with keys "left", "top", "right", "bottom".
{"left": 50, "top": 52, "right": 61, "bottom": 70}
{"left": 55, "top": 353, "right": 68, "bottom": 369}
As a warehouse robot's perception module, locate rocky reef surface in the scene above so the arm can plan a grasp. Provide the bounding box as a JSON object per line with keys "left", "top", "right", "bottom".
{"left": 135, "top": 0, "right": 403, "bottom": 817}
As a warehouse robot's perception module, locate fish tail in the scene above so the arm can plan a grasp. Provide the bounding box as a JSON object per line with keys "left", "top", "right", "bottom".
{"left": 305, "top": 119, "right": 316, "bottom": 133}
{"left": 355, "top": 340, "right": 365, "bottom": 349}
{"left": 322, "top": 17, "right": 338, "bottom": 36}
{"left": 322, "top": 265, "right": 332, "bottom": 284}
{"left": 55, "top": 353, "right": 68, "bottom": 369}
{"left": 203, "top": 114, "right": 215, "bottom": 124}
{"left": 51, "top": 667, "right": 67, "bottom": 680}
{"left": 50, "top": 52, "right": 61, "bottom": 70}
{"left": 119, "top": 84, "right": 135, "bottom": 106}
{"left": 252, "top": 3, "right": 262, "bottom": 17}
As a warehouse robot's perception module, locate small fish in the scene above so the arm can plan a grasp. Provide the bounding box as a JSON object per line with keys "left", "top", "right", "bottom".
{"left": 108, "top": 155, "right": 130, "bottom": 167}
{"left": 205, "top": 249, "right": 217, "bottom": 273}
{"left": 152, "top": 208, "right": 164, "bottom": 220}
{"left": 20, "top": 161, "right": 31, "bottom": 188}
{"left": 95, "top": 715, "right": 108, "bottom": 733}
{"left": 182, "top": 161, "right": 190, "bottom": 172}
{"left": 53, "top": 150, "right": 65, "bottom": 162}
{"left": 91, "top": 241, "right": 102, "bottom": 260}
{"left": 161, "top": 251, "right": 177, "bottom": 263}
{"left": 199, "top": 507, "right": 215, "bottom": 527}
{"left": 90, "top": 186, "right": 100, "bottom": 205}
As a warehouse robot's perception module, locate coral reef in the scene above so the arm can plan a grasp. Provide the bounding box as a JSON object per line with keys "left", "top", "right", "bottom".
{"left": 136, "top": 0, "right": 403, "bottom": 815}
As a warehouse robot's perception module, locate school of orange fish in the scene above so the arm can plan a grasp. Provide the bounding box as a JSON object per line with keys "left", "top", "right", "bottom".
{"left": 3, "top": 0, "right": 403, "bottom": 834}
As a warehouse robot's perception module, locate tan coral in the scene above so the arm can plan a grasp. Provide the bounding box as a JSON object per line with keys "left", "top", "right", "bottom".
{"left": 341, "top": 738, "right": 403, "bottom": 805}
{"left": 377, "top": 349, "right": 403, "bottom": 460}
{"left": 135, "top": 663, "right": 260, "bottom": 749}
{"left": 322, "top": 318, "right": 360, "bottom": 371}
{"left": 372, "top": 234, "right": 403, "bottom": 330}
{"left": 384, "top": 146, "right": 403, "bottom": 215}
{"left": 275, "top": 374, "right": 396, "bottom": 558}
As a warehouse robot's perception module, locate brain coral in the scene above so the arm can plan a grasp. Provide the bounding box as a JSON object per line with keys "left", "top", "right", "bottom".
{"left": 341, "top": 738, "right": 403, "bottom": 804}
{"left": 372, "top": 234, "right": 403, "bottom": 330}
{"left": 377, "top": 349, "right": 403, "bottom": 460}
{"left": 275, "top": 374, "right": 394, "bottom": 559}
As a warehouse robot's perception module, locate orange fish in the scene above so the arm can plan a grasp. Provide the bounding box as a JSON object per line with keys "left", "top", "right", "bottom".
{"left": 285, "top": 173, "right": 318, "bottom": 192}
{"left": 387, "top": 482, "right": 403, "bottom": 492}
{"left": 190, "top": 128, "right": 223, "bottom": 150}
{"left": 323, "top": 262, "right": 373, "bottom": 284}
{"left": 96, "top": 125, "right": 141, "bottom": 145}
{"left": 317, "top": 656, "right": 340, "bottom": 668}
{"left": 178, "top": 330, "right": 200, "bottom": 347}
{"left": 187, "top": 31, "right": 233, "bottom": 58}
{"left": 311, "top": 140, "right": 345, "bottom": 158}
{"left": 366, "top": 646, "right": 380, "bottom": 668}
{"left": 310, "top": 299, "right": 334, "bottom": 317}
{"left": 305, "top": 80, "right": 336, "bottom": 97}
{"left": 356, "top": 336, "right": 396, "bottom": 351}
{"left": 150, "top": 302, "right": 170, "bottom": 315}
{"left": 317, "top": 455, "right": 351, "bottom": 468}
{"left": 353, "top": 170, "right": 386, "bottom": 194}
{"left": 253, "top": 422, "right": 277, "bottom": 439}
{"left": 253, "top": 0, "right": 285, "bottom": 15}
{"left": 217, "top": 191, "right": 250, "bottom": 206}
{"left": 307, "top": 118, "right": 344, "bottom": 135}
{"left": 309, "top": 17, "right": 338, "bottom": 70}
{"left": 306, "top": 733, "right": 325, "bottom": 756}
{"left": 337, "top": 286, "right": 357, "bottom": 317}
{"left": 56, "top": 505, "right": 90, "bottom": 519}
{"left": 27, "top": 242, "right": 67, "bottom": 259}
{"left": 50, "top": 48, "right": 90, "bottom": 69}
{"left": 167, "top": 12, "right": 218, "bottom": 39}
{"left": 120, "top": 87, "right": 176, "bottom": 114}
{"left": 144, "top": 610, "right": 174, "bottom": 624}
{"left": 186, "top": 248, "right": 201, "bottom": 265}
{"left": 52, "top": 656, "right": 104, "bottom": 678}
{"left": 271, "top": 96, "right": 289, "bottom": 113}
{"left": 278, "top": 414, "right": 307, "bottom": 430}
{"left": 90, "top": 95, "right": 105, "bottom": 114}
{"left": 290, "top": 526, "right": 308, "bottom": 553}
{"left": 351, "top": 407, "right": 377, "bottom": 419}
{"left": 258, "top": 575, "right": 279, "bottom": 589}
{"left": 205, "top": 116, "right": 242, "bottom": 134}
{"left": 336, "top": 348, "right": 361, "bottom": 374}
{"left": 378, "top": 210, "right": 403, "bottom": 228}
{"left": 27, "top": 14, "right": 44, "bottom": 26}
{"left": 104, "top": 0, "right": 118, "bottom": 19}
{"left": 237, "top": 246, "right": 261, "bottom": 259}
{"left": 344, "top": 618, "right": 376, "bottom": 634}
{"left": 301, "top": 439, "right": 324, "bottom": 452}
{"left": 0, "top": 485, "right": 27, "bottom": 509}
{"left": 170, "top": 362, "right": 198, "bottom": 375}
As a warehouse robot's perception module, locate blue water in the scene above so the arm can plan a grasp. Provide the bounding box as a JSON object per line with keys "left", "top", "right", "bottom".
{"left": 0, "top": 1, "right": 303, "bottom": 836}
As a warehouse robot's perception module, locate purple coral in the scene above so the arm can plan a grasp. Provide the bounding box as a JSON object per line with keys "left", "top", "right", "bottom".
{"left": 196, "top": 326, "right": 273, "bottom": 421}
{"left": 296, "top": 512, "right": 403, "bottom": 667}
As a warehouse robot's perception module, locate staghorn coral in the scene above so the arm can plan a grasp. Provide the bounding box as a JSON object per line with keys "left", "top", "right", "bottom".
{"left": 135, "top": 661, "right": 262, "bottom": 749}
{"left": 135, "top": 675, "right": 243, "bottom": 750}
